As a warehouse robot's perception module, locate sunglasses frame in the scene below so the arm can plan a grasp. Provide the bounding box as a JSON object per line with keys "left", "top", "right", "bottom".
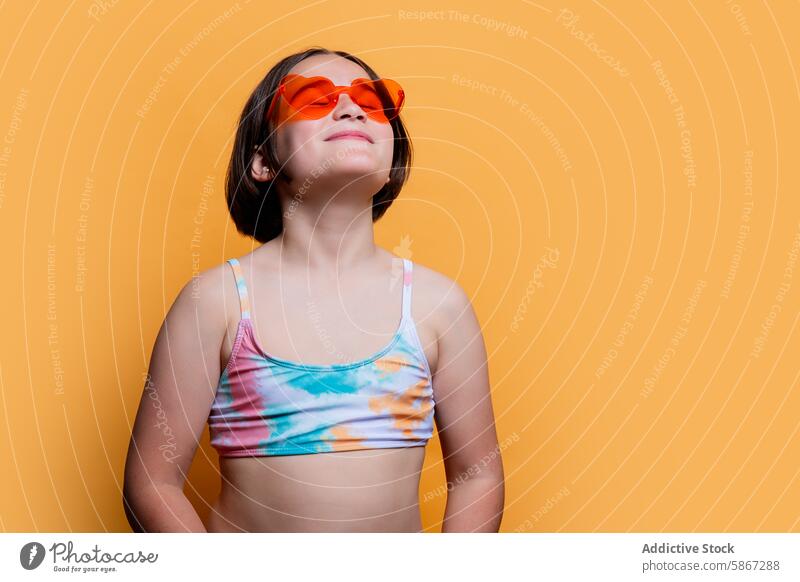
{"left": 265, "top": 73, "right": 405, "bottom": 125}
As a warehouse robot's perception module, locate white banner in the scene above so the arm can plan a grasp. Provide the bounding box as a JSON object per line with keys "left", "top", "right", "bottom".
{"left": 1, "top": 533, "right": 797, "bottom": 581}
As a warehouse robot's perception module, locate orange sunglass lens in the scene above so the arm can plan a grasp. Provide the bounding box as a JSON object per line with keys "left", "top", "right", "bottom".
{"left": 350, "top": 78, "right": 404, "bottom": 121}
{"left": 281, "top": 75, "right": 335, "bottom": 119}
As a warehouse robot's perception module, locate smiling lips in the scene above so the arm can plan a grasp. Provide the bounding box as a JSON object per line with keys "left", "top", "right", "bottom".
{"left": 325, "top": 130, "right": 373, "bottom": 143}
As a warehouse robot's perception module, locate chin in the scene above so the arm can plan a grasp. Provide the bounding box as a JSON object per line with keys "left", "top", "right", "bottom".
{"left": 328, "top": 157, "right": 381, "bottom": 175}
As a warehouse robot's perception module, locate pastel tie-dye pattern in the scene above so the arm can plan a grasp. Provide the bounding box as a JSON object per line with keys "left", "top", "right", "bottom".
{"left": 207, "top": 257, "right": 435, "bottom": 457}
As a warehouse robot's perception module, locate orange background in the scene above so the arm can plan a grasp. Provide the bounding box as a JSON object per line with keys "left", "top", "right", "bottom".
{"left": 1, "top": 0, "right": 799, "bottom": 532}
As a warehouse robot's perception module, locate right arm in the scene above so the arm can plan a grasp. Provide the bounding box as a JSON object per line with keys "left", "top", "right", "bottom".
{"left": 122, "top": 268, "right": 228, "bottom": 532}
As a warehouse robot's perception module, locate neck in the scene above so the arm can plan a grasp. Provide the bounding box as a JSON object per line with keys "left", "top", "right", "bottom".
{"left": 276, "top": 198, "right": 379, "bottom": 272}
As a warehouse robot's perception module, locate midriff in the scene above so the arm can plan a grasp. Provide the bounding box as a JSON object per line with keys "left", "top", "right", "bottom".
{"left": 205, "top": 446, "right": 426, "bottom": 532}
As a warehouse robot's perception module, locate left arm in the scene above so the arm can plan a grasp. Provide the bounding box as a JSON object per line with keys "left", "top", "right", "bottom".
{"left": 431, "top": 281, "right": 505, "bottom": 532}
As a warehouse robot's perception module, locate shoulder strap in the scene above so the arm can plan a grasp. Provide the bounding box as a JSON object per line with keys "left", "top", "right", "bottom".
{"left": 401, "top": 258, "right": 413, "bottom": 320}
{"left": 227, "top": 258, "right": 251, "bottom": 320}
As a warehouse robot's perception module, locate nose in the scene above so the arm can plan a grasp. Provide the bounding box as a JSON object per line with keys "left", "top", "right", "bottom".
{"left": 332, "top": 92, "right": 366, "bottom": 121}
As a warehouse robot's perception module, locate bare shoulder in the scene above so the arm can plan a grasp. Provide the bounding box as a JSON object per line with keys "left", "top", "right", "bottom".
{"left": 167, "top": 260, "right": 238, "bottom": 337}
{"left": 409, "top": 259, "right": 474, "bottom": 339}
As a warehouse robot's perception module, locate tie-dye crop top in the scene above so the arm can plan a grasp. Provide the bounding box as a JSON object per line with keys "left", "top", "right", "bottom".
{"left": 207, "top": 256, "right": 435, "bottom": 457}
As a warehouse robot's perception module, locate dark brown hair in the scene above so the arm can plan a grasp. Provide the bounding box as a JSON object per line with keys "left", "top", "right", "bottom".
{"left": 225, "top": 47, "right": 413, "bottom": 244}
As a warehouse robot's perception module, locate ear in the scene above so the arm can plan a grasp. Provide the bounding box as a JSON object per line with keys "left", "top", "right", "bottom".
{"left": 250, "top": 145, "right": 273, "bottom": 182}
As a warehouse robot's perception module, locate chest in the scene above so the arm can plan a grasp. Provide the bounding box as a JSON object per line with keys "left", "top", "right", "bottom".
{"left": 219, "top": 282, "right": 438, "bottom": 375}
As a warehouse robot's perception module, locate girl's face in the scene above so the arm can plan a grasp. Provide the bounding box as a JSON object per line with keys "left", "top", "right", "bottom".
{"left": 266, "top": 55, "right": 396, "bottom": 197}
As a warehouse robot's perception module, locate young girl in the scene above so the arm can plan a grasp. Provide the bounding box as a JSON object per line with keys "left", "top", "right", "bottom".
{"left": 123, "top": 47, "right": 504, "bottom": 532}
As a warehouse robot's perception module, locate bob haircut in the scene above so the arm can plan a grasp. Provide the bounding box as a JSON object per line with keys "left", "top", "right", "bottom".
{"left": 225, "top": 47, "right": 414, "bottom": 244}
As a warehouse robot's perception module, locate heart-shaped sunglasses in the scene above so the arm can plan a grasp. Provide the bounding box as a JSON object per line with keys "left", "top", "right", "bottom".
{"left": 266, "top": 73, "right": 405, "bottom": 124}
